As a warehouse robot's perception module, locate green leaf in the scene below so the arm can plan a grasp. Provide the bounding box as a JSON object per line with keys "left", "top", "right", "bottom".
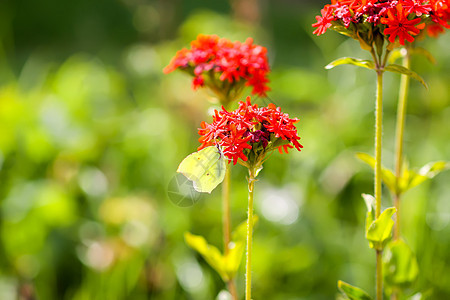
{"left": 411, "top": 47, "right": 436, "bottom": 65}
{"left": 405, "top": 161, "right": 449, "bottom": 192}
{"left": 362, "top": 194, "right": 375, "bottom": 235}
{"left": 325, "top": 57, "right": 375, "bottom": 70}
{"left": 384, "top": 64, "right": 428, "bottom": 89}
{"left": 388, "top": 48, "right": 407, "bottom": 64}
{"left": 356, "top": 152, "right": 397, "bottom": 194}
{"left": 383, "top": 239, "right": 419, "bottom": 290}
{"left": 185, "top": 217, "right": 259, "bottom": 283}
{"left": 231, "top": 215, "right": 258, "bottom": 242}
{"left": 338, "top": 280, "right": 373, "bottom": 300}
{"left": 388, "top": 47, "right": 436, "bottom": 65}
{"left": 177, "top": 146, "right": 227, "bottom": 193}
{"left": 184, "top": 232, "right": 229, "bottom": 281}
{"left": 366, "top": 207, "right": 397, "bottom": 250}
{"left": 224, "top": 216, "right": 258, "bottom": 277}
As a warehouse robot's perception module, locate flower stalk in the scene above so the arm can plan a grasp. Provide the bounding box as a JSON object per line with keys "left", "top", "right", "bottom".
{"left": 393, "top": 50, "right": 411, "bottom": 241}
{"left": 390, "top": 45, "right": 412, "bottom": 300}
{"left": 375, "top": 69, "right": 384, "bottom": 300}
{"left": 222, "top": 163, "right": 232, "bottom": 255}
{"left": 245, "top": 166, "right": 257, "bottom": 300}
{"left": 371, "top": 44, "right": 387, "bottom": 300}
{"left": 197, "top": 97, "right": 302, "bottom": 298}
{"left": 222, "top": 162, "right": 238, "bottom": 300}
{"left": 375, "top": 70, "right": 383, "bottom": 220}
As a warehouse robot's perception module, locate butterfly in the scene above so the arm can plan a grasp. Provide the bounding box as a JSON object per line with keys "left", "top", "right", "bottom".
{"left": 177, "top": 146, "right": 226, "bottom": 193}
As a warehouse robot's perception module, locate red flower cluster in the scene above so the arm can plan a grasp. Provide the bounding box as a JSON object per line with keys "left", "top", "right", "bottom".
{"left": 198, "top": 97, "right": 303, "bottom": 165}
{"left": 312, "top": 0, "right": 449, "bottom": 45}
{"left": 163, "top": 34, "right": 270, "bottom": 97}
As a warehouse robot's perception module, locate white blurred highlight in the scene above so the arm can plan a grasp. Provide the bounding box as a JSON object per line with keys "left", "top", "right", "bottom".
{"left": 176, "top": 259, "right": 204, "bottom": 292}
{"left": 259, "top": 183, "right": 302, "bottom": 225}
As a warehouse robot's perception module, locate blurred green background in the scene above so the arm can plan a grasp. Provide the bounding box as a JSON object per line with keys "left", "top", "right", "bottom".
{"left": 0, "top": 0, "right": 449, "bottom": 299}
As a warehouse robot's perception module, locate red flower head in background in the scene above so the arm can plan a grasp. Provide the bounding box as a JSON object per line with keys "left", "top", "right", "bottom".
{"left": 164, "top": 34, "right": 270, "bottom": 106}
{"left": 312, "top": 0, "right": 449, "bottom": 47}
{"left": 198, "top": 97, "right": 302, "bottom": 166}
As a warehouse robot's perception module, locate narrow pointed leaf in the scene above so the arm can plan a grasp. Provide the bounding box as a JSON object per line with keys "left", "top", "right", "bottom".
{"left": 406, "top": 161, "right": 449, "bottom": 192}
{"left": 384, "top": 64, "right": 428, "bottom": 89}
{"left": 184, "top": 232, "right": 228, "bottom": 281}
{"left": 411, "top": 47, "right": 436, "bottom": 64}
{"left": 388, "top": 48, "right": 407, "bottom": 64}
{"left": 338, "top": 280, "right": 373, "bottom": 300}
{"left": 325, "top": 57, "right": 375, "bottom": 70}
{"left": 356, "top": 152, "right": 397, "bottom": 194}
{"left": 388, "top": 47, "right": 436, "bottom": 65}
{"left": 231, "top": 215, "right": 258, "bottom": 242}
{"left": 366, "top": 207, "right": 397, "bottom": 250}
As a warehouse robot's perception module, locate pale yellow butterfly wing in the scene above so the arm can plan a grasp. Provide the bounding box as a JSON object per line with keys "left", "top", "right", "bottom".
{"left": 177, "top": 146, "right": 226, "bottom": 193}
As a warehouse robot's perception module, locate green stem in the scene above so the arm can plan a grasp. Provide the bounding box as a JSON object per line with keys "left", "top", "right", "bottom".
{"left": 376, "top": 249, "right": 383, "bottom": 300}
{"left": 375, "top": 70, "right": 384, "bottom": 300}
{"left": 223, "top": 164, "right": 231, "bottom": 255}
{"left": 393, "top": 51, "right": 410, "bottom": 241}
{"left": 245, "top": 168, "right": 256, "bottom": 300}
{"left": 375, "top": 71, "right": 383, "bottom": 219}
{"left": 222, "top": 164, "right": 238, "bottom": 300}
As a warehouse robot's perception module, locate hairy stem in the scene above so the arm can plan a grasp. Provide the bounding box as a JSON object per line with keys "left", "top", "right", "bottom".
{"left": 376, "top": 249, "right": 383, "bottom": 300}
{"left": 223, "top": 164, "right": 238, "bottom": 300}
{"left": 223, "top": 164, "right": 231, "bottom": 255}
{"left": 375, "top": 70, "right": 384, "bottom": 300}
{"left": 375, "top": 71, "right": 383, "bottom": 219}
{"left": 393, "top": 51, "right": 410, "bottom": 240}
{"left": 245, "top": 168, "right": 256, "bottom": 300}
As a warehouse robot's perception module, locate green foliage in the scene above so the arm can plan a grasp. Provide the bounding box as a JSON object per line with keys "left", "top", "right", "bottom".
{"left": 399, "top": 161, "right": 449, "bottom": 193}
{"left": 0, "top": 1, "right": 449, "bottom": 299}
{"left": 184, "top": 217, "right": 257, "bottom": 283}
{"left": 185, "top": 232, "right": 230, "bottom": 281}
{"left": 338, "top": 280, "right": 373, "bottom": 300}
{"left": 384, "top": 64, "right": 428, "bottom": 89}
{"left": 325, "top": 57, "right": 375, "bottom": 70}
{"left": 177, "top": 146, "right": 227, "bottom": 193}
{"left": 356, "top": 153, "right": 397, "bottom": 193}
{"left": 389, "top": 47, "right": 436, "bottom": 65}
{"left": 362, "top": 194, "right": 375, "bottom": 235}
{"left": 383, "top": 239, "right": 419, "bottom": 292}
{"left": 357, "top": 153, "right": 449, "bottom": 195}
{"left": 366, "top": 207, "right": 396, "bottom": 250}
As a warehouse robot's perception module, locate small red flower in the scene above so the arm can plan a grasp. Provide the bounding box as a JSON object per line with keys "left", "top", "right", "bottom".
{"left": 430, "top": 0, "right": 450, "bottom": 32}
{"left": 312, "top": 6, "right": 335, "bottom": 35}
{"left": 381, "top": 4, "right": 425, "bottom": 45}
{"left": 164, "top": 34, "right": 271, "bottom": 98}
{"left": 426, "top": 23, "right": 445, "bottom": 36}
{"left": 312, "top": 0, "right": 448, "bottom": 46}
{"left": 401, "top": 0, "right": 432, "bottom": 16}
{"left": 198, "top": 97, "right": 302, "bottom": 165}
